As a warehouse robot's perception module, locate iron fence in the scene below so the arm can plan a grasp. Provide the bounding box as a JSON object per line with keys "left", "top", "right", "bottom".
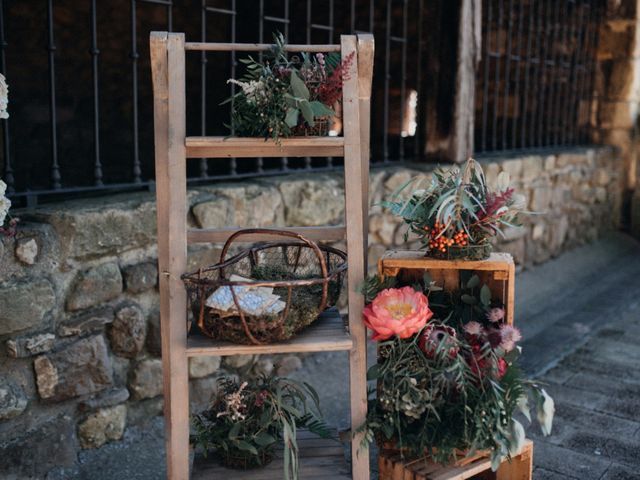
{"left": 475, "top": 0, "right": 603, "bottom": 154}
{"left": 0, "top": 1, "right": 604, "bottom": 205}
{"left": 1, "top": 0, "right": 428, "bottom": 206}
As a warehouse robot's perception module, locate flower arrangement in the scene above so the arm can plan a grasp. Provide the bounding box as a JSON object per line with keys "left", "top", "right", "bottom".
{"left": 382, "top": 158, "right": 528, "bottom": 260}
{"left": 224, "top": 33, "right": 354, "bottom": 141}
{"left": 358, "top": 273, "right": 554, "bottom": 470}
{"left": 191, "top": 373, "right": 330, "bottom": 480}
{"left": 0, "top": 178, "right": 17, "bottom": 238}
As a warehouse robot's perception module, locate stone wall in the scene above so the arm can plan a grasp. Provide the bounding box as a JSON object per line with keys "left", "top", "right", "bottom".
{"left": 0, "top": 147, "right": 622, "bottom": 477}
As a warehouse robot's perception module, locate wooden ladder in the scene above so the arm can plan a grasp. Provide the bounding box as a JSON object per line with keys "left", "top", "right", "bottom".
{"left": 150, "top": 32, "right": 374, "bottom": 480}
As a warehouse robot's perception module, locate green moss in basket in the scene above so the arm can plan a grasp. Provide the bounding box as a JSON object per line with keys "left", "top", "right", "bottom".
{"left": 191, "top": 373, "right": 331, "bottom": 480}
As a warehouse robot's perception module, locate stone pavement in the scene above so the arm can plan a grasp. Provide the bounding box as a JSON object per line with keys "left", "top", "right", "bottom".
{"left": 45, "top": 232, "right": 640, "bottom": 480}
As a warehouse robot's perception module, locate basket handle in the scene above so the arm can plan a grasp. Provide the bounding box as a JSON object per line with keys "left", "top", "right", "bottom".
{"left": 219, "top": 228, "right": 330, "bottom": 282}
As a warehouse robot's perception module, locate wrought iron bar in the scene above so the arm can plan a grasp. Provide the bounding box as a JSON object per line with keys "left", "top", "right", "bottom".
{"left": 0, "top": 0, "right": 12, "bottom": 192}
{"left": 90, "top": 0, "right": 102, "bottom": 186}
{"left": 130, "top": 0, "right": 141, "bottom": 183}
{"left": 501, "top": 0, "right": 513, "bottom": 150}
{"left": 398, "top": 0, "right": 408, "bottom": 160}
{"left": 383, "top": 0, "right": 391, "bottom": 162}
{"left": 47, "top": 0, "right": 60, "bottom": 189}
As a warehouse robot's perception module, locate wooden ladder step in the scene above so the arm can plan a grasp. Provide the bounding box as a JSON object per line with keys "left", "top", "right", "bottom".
{"left": 185, "top": 136, "right": 344, "bottom": 158}
{"left": 187, "top": 226, "right": 346, "bottom": 244}
{"left": 186, "top": 308, "right": 352, "bottom": 357}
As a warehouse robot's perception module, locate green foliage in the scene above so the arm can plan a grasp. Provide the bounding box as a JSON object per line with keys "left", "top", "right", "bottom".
{"left": 224, "top": 32, "right": 338, "bottom": 142}
{"left": 358, "top": 277, "right": 553, "bottom": 469}
{"left": 381, "top": 159, "right": 529, "bottom": 258}
{"left": 357, "top": 274, "right": 398, "bottom": 304}
{"left": 191, "top": 373, "right": 330, "bottom": 480}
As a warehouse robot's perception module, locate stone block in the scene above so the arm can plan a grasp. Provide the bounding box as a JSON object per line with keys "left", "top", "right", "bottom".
{"left": 593, "top": 169, "right": 611, "bottom": 186}
{"left": 15, "top": 237, "right": 38, "bottom": 265}
{"left": 146, "top": 309, "right": 162, "bottom": 356}
{"left": 544, "top": 155, "right": 556, "bottom": 172}
{"left": 194, "top": 184, "right": 284, "bottom": 228}
{"left": 6, "top": 333, "right": 55, "bottom": 358}
{"left": 0, "top": 379, "right": 28, "bottom": 420}
{"left": 34, "top": 335, "right": 113, "bottom": 401}
{"left": 521, "top": 156, "right": 544, "bottom": 184}
{"left": 129, "top": 358, "right": 163, "bottom": 400}
{"left": 530, "top": 186, "right": 552, "bottom": 212}
{"left": 383, "top": 170, "right": 414, "bottom": 193}
{"left": 253, "top": 358, "right": 275, "bottom": 377}
{"left": 497, "top": 237, "right": 526, "bottom": 266}
{"left": 34, "top": 193, "right": 157, "bottom": 261}
{"left": 276, "top": 355, "right": 303, "bottom": 376}
{"left": 190, "top": 376, "right": 219, "bottom": 413}
{"left": 78, "top": 387, "right": 130, "bottom": 412}
{"left": 369, "top": 213, "right": 396, "bottom": 245}
{"left": 0, "top": 278, "right": 56, "bottom": 336}
{"left": 278, "top": 175, "right": 344, "bottom": 226}
{"left": 483, "top": 162, "right": 500, "bottom": 190}
{"left": 66, "top": 262, "right": 122, "bottom": 311}
{"left": 123, "top": 261, "right": 158, "bottom": 293}
{"left": 127, "top": 397, "right": 164, "bottom": 426}
{"left": 111, "top": 355, "right": 130, "bottom": 388}
{"left": 500, "top": 158, "right": 523, "bottom": 179}
{"left": 189, "top": 356, "right": 221, "bottom": 379}
{"left": 109, "top": 303, "right": 146, "bottom": 358}
{"left": 0, "top": 415, "right": 77, "bottom": 478}
{"left": 223, "top": 354, "right": 254, "bottom": 370}
{"left": 58, "top": 307, "right": 115, "bottom": 337}
{"left": 78, "top": 404, "right": 127, "bottom": 449}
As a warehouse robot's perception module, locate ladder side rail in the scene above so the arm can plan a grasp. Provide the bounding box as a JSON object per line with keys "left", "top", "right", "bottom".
{"left": 341, "top": 34, "right": 370, "bottom": 480}
{"left": 151, "top": 31, "right": 190, "bottom": 480}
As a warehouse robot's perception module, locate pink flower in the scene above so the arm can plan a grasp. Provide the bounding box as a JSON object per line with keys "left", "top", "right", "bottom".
{"left": 499, "top": 325, "right": 522, "bottom": 352}
{"left": 419, "top": 324, "right": 459, "bottom": 359}
{"left": 487, "top": 307, "right": 505, "bottom": 323}
{"left": 464, "top": 321, "right": 484, "bottom": 336}
{"left": 363, "top": 287, "right": 433, "bottom": 341}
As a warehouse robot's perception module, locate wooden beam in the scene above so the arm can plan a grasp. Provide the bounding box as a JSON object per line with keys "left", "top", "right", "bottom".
{"left": 449, "top": 0, "right": 482, "bottom": 163}
{"left": 187, "top": 226, "right": 345, "bottom": 244}
{"left": 185, "top": 136, "right": 344, "bottom": 158}
{"left": 151, "top": 31, "right": 190, "bottom": 480}
{"left": 185, "top": 42, "right": 340, "bottom": 52}
{"left": 341, "top": 34, "right": 370, "bottom": 480}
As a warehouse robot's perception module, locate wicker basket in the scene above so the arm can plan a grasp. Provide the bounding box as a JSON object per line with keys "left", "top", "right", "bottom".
{"left": 291, "top": 117, "right": 330, "bottom": 136}
{"left": 182, "top": 229, "right": 347, "bottom": 345}
{"left": 218, "top": 447, "right": 274, "bottom": 470}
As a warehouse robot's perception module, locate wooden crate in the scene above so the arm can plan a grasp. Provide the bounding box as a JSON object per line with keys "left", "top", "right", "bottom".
{"left": 378, "top": 440, "right": 533, "bottom": 480}
{"left": 378, "top": 250, "right": 516, "bottom": 325}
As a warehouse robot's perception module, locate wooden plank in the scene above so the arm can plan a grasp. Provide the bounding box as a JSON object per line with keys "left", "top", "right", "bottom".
{"left": 378, "top": 440, "right": 534, "bottom": 480}
{"left": 357, "top": 34, "right": 375, "bottom": 268}
{"left": 379, "top": 251, "right": 514, "bottom": 274}
{"left": 186, "top": 309, "right": 352, "bottom": 357}
{"left": 185, "top": 42, "right": 341, "bottom": 52}
{"left": 449, "top": 0, "right": 481, "bottom": 163}
{"left": 341, "top": 34, "right": 370, "bottom": 480}
{"left": 496, "top": 440, "right": 533, "bottom": 480}
{"left": 192, "top": 430, "right": 350, "bottom": 480}
{"left": 185, "top": 136, "right": 344, "bottom": 158}
{"left": 150, "top": 32, "right": 190, "bottom": 480}
{"left": 187, "top": 225, "right": 345, "bottom": 244}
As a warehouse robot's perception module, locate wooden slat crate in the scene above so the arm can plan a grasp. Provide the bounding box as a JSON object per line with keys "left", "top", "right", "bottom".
{"left": 378, "top": 440, "right": 533, "bottom": 480}
{"left": 378, "top": 251, "right": 516, "bottom": 325}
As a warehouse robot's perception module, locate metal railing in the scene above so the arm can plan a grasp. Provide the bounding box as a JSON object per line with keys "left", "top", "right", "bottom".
{"left": 475, "top": 0, "right": 603, "bottom": 154}
{"left": 0, "top": 0, "right": 426, "bottom": 206}
{"left": 0, "top": 1, "right": 604, "bottom": 205}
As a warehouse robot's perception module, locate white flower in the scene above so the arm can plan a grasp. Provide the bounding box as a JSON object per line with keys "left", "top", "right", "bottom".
{"left": 0, "top": 180, "right": 10, "bottom": 226}
{"left": 537, "top": 388, "right": 555, "bottom": 436}
{"left": 0, "top": 73, "right": 8, "bottom": 119}
{"left": 463, "top": 321, "right": 484, "bottom": 336}
{"left": 227, "top": 78, "right": 267, "bottom": 105}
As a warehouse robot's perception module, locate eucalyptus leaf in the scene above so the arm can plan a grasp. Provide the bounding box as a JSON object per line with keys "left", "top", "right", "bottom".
{"left": 299, "top": 101, "right": 315, "bottom": 126}
{"left": 236, "top": 440, "right": 258, "bottom": 455}
{"left": 367, "top": 364, "right": 380, "bottom": 381}
{"left": 254, "top": 432, "right": 277, "bottom": 446}
{"left": 309, "top": 100, "right": 335, "bottom": 117}
{"left": 467, "top": 274, "right": 480, "bottom": 289}
{"left": 461, "top": 294, "right": 477, "bottom": 305}
{"left": 290, "top": 70, "right": 310, "bottom": 100}
{"left": 480, "top": 285, "right": 492, "bottom": 306}
{"left": 285, "top": 107, "right": 299, "bottom": 127}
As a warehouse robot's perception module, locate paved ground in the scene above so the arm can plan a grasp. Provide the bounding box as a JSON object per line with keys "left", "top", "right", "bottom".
{"left": 47, "top": 232, "right": 640, "bottom": 479}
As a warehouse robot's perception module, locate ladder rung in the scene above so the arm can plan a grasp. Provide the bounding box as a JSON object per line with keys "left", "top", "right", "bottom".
{"left": 184, "top": 42, "right": 341, "bottom": 52}
{"left": 187, "top": 226, "right": 346, "bottom": 244}
{"left": 185, "top": 136, "right": 344, "bottom": 158}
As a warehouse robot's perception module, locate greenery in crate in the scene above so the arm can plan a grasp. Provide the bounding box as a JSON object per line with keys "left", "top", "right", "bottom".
{"left": 357, "top": 273, "right": 554, "bottom": 470}
{"left": 381, "top": 158, "right": 529, "bottom": 259}
{"left": 192, "top": 373, "right": 331, "bottom": 480}
{"left": 223, "top": 33, "right": 354, "bottom": 141}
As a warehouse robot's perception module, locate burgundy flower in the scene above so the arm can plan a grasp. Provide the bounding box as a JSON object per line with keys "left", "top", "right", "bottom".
{"left": 418, "top": 324, "right": 459, "bottom": 359}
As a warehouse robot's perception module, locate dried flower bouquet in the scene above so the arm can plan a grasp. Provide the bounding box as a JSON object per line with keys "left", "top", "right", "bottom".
{"left": 382, "top": 158, "right": 529, "bottom": 260}
{"left": 357, "top": 273, "right": 554, "bottom": 470}
{"left": 224, "top": 33, "right": 354, "bottom": 141}
{"left": 191, "top": 373, "right": 330, "bottom": 480}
